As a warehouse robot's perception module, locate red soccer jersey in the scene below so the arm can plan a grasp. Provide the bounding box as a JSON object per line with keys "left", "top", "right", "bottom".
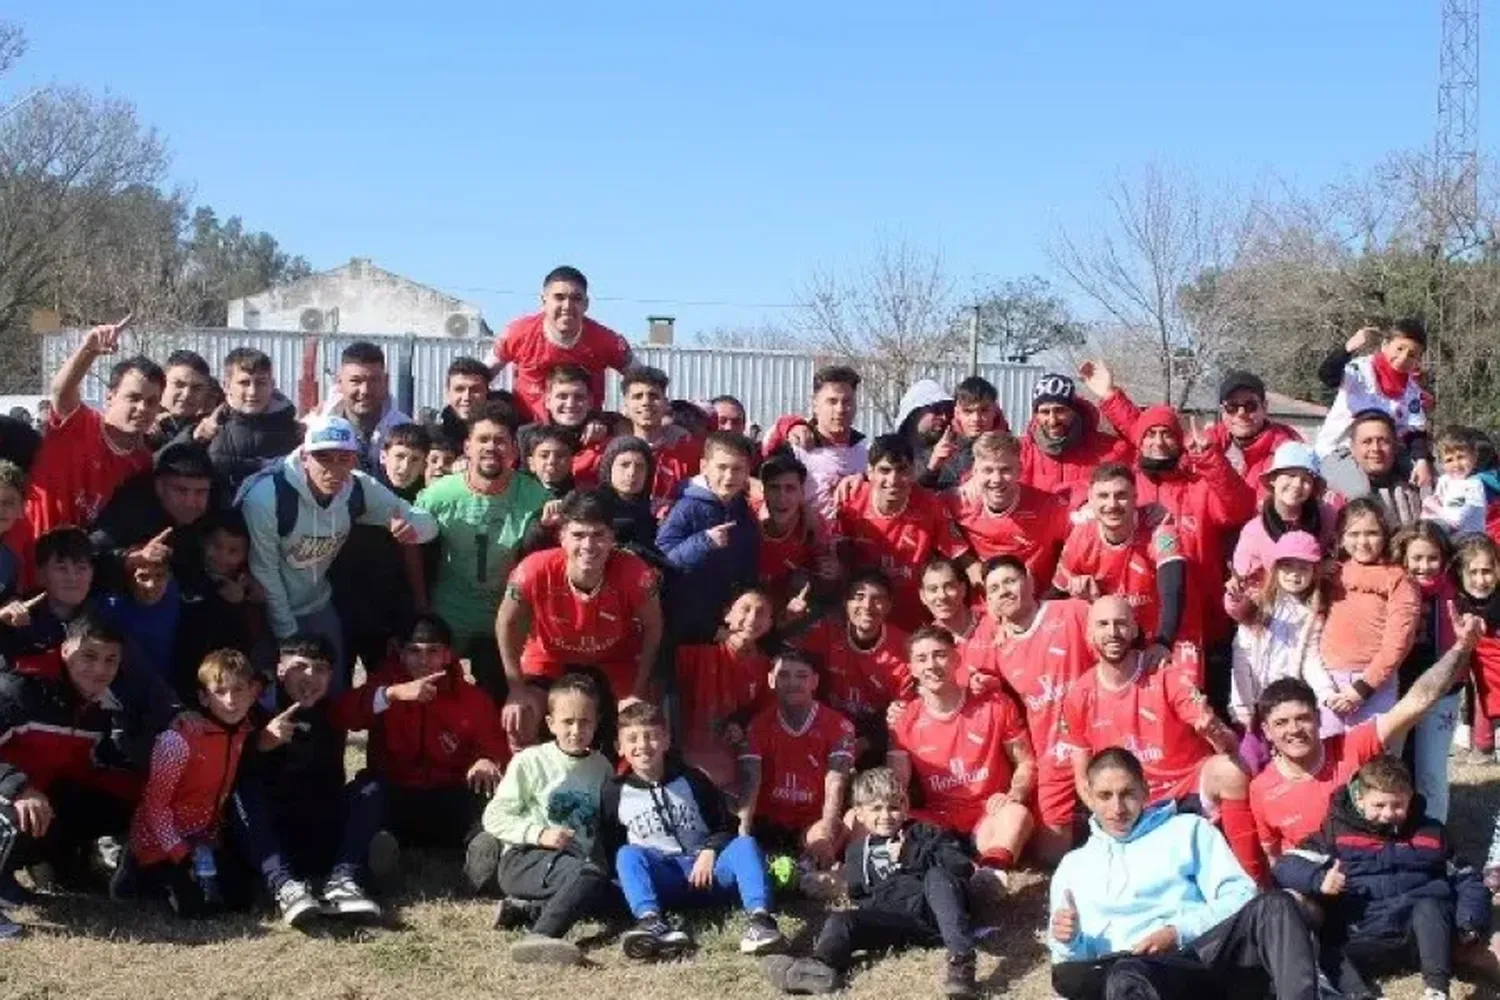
{"left": 669, "top": 641, "right": 771, "bottom": 788}
{"left": 1057, "top": 653, "right": 1216, "bottom": 805}
{"left": 949, "top": 484, "right": 1072, "bottom": 590}
{"left": 508, "top": 547, "right": 658, "bottom": 696}
{"left": 755, "top": 511, "right": 818, "bottom": 607}
{"left": 9, "top": 405, "right": 151, "bottom": 577}
{"left": 1053, "top": 508, "right": 1183, "bottom": 640}
{"left": 888, "top": 691, "right": 1028, "bottom": 832}
{"left": 797, "top": 616, "right": 910, "bottom": 723}
{"left": 964, "top": 599, "right": 1094, "bottom": 773}
{"left": 835, "top": 483, "right": 971, "bottom": 631}
{"left": 1249, "top": 721, "right": 1383, "bottom": 857}
{"left": 742, "top": 703, "right": 856, "bottom": 830}
{"left": 493, "top": 314, "right": 631, "bottom": 424}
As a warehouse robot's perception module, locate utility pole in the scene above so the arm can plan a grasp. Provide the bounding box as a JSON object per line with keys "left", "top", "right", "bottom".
{"left": 1433, "top": 0, "right": 1481, "bottom": 387}
{"left": 968, "top": 303, "right": 980, "bottom": 375}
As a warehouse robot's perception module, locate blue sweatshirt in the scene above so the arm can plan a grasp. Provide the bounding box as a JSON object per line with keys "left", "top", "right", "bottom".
{"left": 1048, "top": 803, "right": 1255, "bottom": 962}
{"left": 655, "top": 477, "right": 758, "bottom": 643}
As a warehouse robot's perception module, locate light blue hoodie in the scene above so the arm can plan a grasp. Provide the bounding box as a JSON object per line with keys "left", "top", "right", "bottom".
{"left": 1048, "top": 803, "right": 1255, "bottom": 963}
{"left": 237, "top": 450, "right": 438, "bottom": 637}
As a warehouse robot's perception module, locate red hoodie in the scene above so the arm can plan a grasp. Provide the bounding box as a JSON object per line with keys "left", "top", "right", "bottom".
{"left": 331, "top": 658, "right": 510, "bottom": 790}
{"left": 1019, "top": 394, "right": 1135, "bottom": 508}
{"left": 1129, "top": 405, "right": 1256, "bottom": 646}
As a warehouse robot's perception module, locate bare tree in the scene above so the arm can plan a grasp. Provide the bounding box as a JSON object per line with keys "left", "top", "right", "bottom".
{"left": 796, "top": 237, "right": 961, "bottom": 427}
{"left": 694, "top": 322, "right": 805, "bottom": 351}
{"left": 1050, "top": 164, "right": 1250, "bottom": 406}
{"left": 0, "top": 87, "right": 170, "bottom": 387}
{"left": 0, "top": 21, "right": 24, "bottom": 78}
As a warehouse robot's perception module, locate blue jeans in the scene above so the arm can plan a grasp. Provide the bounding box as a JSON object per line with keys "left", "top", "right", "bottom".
{"left": 615, "top": 835, "right": 772, "bottom": 918}
{"left": 1411, "top": 690, "right": 1461, "bottom": 823}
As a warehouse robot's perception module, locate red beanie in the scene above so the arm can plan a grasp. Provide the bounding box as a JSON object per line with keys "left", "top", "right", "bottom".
{"left": 1130, "top": 404, "right": 1182, "bottom": 448}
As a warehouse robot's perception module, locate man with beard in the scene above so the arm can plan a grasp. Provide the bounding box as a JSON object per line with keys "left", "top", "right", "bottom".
{"left": 1247, "top": 604, "right": 1479, "bottom": 863}
{"left": 319, "top": 342, "right": 413, "bottom": 475}
{"left": 8, "top": 317, "right": 163, "bottom": 581}
{"left": 951, "top": 431, "right": 1071, "bottom": 591}
{"left": 1125, "top": 406, "right": 1255, "bottom": 704}
{"left": 1053, "top": 464, "right": 1186, "bottom": 659}
{"left": 893, "top": 379, "right": 953, "bottom": 478}
{"left": 964, "top": 556, "right": 1092, "bottom": 864}
{"left": 1207, "top": 371, "right": 1304, "bottom": 495}
{"left": 1019, "top": 362, "right": 1137, "bottom": 508}
{"left": 1058, "top": 596, "right": 1264, "bottom": 882}
{"left": 1324, "top": 410, "right": 1427, "bottom": 530}
{"left": 417, "top": 401, "right": 550, "bottom": 703}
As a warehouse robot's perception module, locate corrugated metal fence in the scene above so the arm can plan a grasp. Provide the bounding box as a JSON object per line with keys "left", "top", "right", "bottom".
{"left": 42, "top": 328, "right": 1044, "bottom": 435}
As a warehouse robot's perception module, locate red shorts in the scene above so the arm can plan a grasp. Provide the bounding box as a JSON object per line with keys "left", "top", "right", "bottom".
{"left": 1033, "top": 765, "right": 1077, "bottom": 829}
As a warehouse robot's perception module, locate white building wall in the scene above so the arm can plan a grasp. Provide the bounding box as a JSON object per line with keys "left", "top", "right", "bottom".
{"left": 226, "top": 258, "right": 484, "bottom": 339}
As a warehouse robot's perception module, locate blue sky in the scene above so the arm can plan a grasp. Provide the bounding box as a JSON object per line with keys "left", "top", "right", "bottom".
{"left": 4, "top": 2, "right": 1480, "bottom": 340}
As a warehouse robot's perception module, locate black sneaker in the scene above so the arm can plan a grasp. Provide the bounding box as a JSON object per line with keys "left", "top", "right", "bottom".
{"left": 620, "top": 914, "right": 692, "bottom": 960}
{"left": 942, "top": 952, "right": 978, "bottom": 1000}
{"left": 322, "top": 875, "right": 381, "bottom": 920}
{"left": 491, "top": 896, "right": 538, "bottom": 931}
{"left": 463, "top": 832, "right": 502, "bottom": 896}
{"left": 0, "top": 871, "right": 36, "bottom": 909}
{"left": 275, "top": 879, "right": 324, "bottom": 929}
{"left": 739, "top": 911, "right": 785, "bottom": 954}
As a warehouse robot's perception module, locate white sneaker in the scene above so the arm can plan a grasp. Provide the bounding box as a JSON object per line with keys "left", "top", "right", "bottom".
{"left": 1421, "top": 988, "right": 1449, "bottom": 1000}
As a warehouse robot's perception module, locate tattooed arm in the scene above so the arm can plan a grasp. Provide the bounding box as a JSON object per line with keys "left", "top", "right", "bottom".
{"left": 1376, "top": 604, "right": 1482, "bottom": 748}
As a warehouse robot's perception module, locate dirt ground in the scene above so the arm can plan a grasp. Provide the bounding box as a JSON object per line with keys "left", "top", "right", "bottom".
{"left": 3, "top": 759, "right": 1500, "bottom": 999}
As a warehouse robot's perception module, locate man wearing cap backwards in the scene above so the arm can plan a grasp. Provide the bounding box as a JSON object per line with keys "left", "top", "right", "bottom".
{"left": 236, "top": 415, "right": 438, "bottom": 689}
{"left": 1207, "top": 370, "right": 1305, "bottom": 496}
{"left": 1018, "top": 361, "right": 1138, "bottom": 508}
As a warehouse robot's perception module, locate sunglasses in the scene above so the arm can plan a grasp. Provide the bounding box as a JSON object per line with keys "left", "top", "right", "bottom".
{"left": 1222, "top": 399, "right": 1262, "bottom": 415}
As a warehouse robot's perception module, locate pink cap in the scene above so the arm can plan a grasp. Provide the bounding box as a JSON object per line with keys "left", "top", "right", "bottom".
{"left": 1270, "top": 530, "right": 1322, "bottom": 566}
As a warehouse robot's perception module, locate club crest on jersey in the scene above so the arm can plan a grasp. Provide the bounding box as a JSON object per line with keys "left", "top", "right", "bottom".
{"left": 438, "top": 731, "right": 460, "bottom": 755}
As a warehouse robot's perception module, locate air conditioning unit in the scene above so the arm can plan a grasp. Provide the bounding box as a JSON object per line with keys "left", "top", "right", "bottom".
{"left": 445, "top": 313, "right": 472, "bottom": 337}
{"left": 299, "top": 308, "right": 324, "bottom": 332}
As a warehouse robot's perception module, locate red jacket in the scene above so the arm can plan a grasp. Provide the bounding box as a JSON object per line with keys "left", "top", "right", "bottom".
{"left": 0, "top": 671, "right": 135, "bottom": 802}
{"left": 331, "top": 658, "right": 509, "bottom": 791}
{"left": 130, "top": 715, "right": 251, "bottom": 866}
{"left": 1206, "top": 420, "right": 1304, "bottom": 499}
{"left": 1129, "top": 405, "right": 1256, "bottom": 645}
{"left": 1019, "top": 394, "right": 1136, "bottom": 508}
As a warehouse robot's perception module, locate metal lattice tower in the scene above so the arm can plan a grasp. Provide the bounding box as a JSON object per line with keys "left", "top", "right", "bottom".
{"left": 1438, "top": 0, "right": 1481, "bottom": 238}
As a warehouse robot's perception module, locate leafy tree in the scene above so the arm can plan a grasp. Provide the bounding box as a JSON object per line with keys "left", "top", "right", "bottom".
{"left": 963, "top": 275, "right": 1084, "bottom": 362}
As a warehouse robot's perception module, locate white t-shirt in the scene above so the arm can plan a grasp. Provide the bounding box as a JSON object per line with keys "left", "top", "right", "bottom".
{"left": 1425, "top": 473, "right": 1487, "bottom": 536}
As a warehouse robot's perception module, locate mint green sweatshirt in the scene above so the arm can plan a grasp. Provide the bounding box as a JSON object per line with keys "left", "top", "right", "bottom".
{"left": 482, "top": 741, "right": 613, "bottom": 855}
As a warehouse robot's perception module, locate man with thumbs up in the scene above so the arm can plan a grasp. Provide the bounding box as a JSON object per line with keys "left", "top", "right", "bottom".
{"left": 1049, "top": 747, "right": 1326, "bottom": 1000}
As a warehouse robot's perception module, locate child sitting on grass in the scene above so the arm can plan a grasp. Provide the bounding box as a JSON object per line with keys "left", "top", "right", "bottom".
{"left": 601, "top": 700, "right": 785, "bottom": 961}
{"left": 125, "top": 649, "right": 259, "bottom": 917}
{"left": 763, "top": 766, "right": 978, "bottom": 999}
{"left": 231, "top": 634, "right": 384, "bottom": 929}
{"left": 1273, "top": 755, "right": 1492, "bottom": 1000}
{"left": 475, "top": 672, "right": 616, "bottom": 967}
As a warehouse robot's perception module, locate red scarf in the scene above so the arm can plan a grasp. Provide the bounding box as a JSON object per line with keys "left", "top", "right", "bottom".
{"left": 1370, "top": 350, "right": 1410, "bottom": 400}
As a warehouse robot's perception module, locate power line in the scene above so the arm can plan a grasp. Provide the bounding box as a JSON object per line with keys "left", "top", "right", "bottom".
{"left": 438, "top": 283, "right": 807, "bottom": 310}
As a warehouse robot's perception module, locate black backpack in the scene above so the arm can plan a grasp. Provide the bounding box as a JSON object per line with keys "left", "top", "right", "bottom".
{"left": 241, "top": 466, "right": 367, "bottom": 538}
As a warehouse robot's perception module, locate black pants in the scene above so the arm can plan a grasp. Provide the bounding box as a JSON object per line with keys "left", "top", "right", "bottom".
{"left": 0, "top": 781, "right": 133, "bottom": 878}
{"left": 1052, "top": 892, "right": 1321, "bottom": 1000}
{"left": 379, "top": 778, "right": 486, "bottom": 851}
{"left": 1341, "top": 896, "right": 1454, "bottom": 992}
{"left": 457, "top": 632, "right": 507, "bottom": 705}
{"left": 813, "top": 866, "right": 973, "bottom": 969}
{"left": 495, "top": 844, "right": 614, "bottom": 938}
{"left": 228, "top": 772, "right": 384, "bottom": 889}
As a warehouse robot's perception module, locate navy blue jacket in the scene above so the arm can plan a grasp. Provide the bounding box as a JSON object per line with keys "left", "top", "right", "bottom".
{"left": 1273, "top": 785, "right": 1490, "bottom": 939}
{"left": 655, "top": 480, "right": 758, "bottom": 643}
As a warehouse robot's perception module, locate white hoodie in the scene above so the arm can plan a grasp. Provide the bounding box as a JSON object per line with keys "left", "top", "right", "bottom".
{"left": 237, "top": 450, "right": 438, "bottom": 637}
